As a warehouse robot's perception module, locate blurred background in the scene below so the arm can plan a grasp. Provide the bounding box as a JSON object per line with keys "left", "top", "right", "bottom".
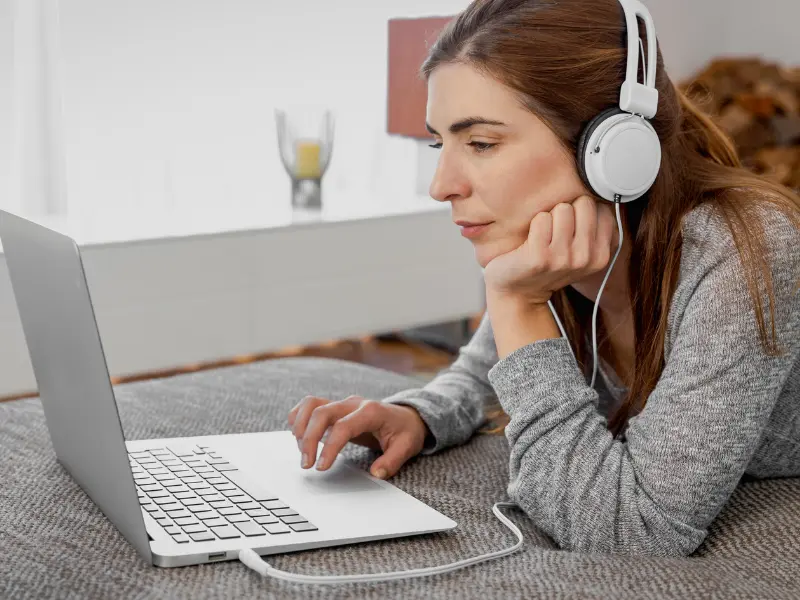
{"left": 0, "top": 0, "right": 797, "bottom": 399}
{"left": 0, "top": 0, "right": 795, "bottom": 220}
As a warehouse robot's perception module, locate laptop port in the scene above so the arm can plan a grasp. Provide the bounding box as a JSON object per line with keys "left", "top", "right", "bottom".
{"left": 208, "top": 552, "right": 227, "bottom": 561}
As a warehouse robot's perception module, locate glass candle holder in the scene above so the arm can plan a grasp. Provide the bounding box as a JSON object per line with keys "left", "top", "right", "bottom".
{"left": 275, "top": 107, "right": 335, "bottom": 210}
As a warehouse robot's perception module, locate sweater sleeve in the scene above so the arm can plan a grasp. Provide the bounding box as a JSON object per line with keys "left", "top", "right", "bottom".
{"left": 486, "top": 205, "right": 800, "bottom": 557}
{"left": 381, "top": 311, "right": 499, "bottom": 455}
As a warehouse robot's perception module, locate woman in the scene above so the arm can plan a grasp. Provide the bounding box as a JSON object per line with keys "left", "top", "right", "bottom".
{"left": 288, "top": 0, "right": 800, "bottom": 556}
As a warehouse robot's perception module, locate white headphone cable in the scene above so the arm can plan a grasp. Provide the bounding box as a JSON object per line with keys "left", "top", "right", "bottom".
{"left": 547, "top": 195, "right": 624, "bottom": 389}
{"left": 238, "top": 501, "right": 524, "bottom": 584}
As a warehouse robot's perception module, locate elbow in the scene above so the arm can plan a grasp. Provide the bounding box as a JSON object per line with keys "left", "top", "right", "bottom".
{"left": 559, "top": 529, "right": 705, "bottom": 558}
{"left": 508, "top": 491, "right": 707, "bottom": 557}
{"left": 555, "top": 519, "right": 707, "bottom": 558}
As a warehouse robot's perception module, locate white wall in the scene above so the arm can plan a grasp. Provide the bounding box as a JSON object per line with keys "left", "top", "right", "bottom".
{"left": 0, "top": 0, "right": 797, "bottom": 220}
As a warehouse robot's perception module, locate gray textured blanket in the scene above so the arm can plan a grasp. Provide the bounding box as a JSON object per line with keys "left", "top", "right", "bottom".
{"left": 1, "top": 357, "right": 798, "bottom": 599}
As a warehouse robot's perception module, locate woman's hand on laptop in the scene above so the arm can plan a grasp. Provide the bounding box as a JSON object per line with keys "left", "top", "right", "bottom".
{"left": 287, "top": 395, "right": 428, "bottom": 480}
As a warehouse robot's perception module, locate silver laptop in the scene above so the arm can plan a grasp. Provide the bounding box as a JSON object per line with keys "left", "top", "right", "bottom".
{"left": 0, "top": 208, "right": 456, "bottom": 568}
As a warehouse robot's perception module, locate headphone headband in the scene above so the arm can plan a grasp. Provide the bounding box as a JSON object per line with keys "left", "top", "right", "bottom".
{"left": 616, "top": 0, "right": 659, "bottom": 118}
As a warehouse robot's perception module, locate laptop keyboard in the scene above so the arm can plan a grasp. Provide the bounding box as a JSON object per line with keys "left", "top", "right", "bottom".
{"left": 129, "top": 443, "right": 318, "bottom": 544}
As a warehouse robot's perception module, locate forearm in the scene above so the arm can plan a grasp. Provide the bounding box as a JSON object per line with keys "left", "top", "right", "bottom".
{"left": 485, "top": 288, "right": 561, "bottom": 359}
{"left": 381, "top": 312, "right": 499, "bottom": 455}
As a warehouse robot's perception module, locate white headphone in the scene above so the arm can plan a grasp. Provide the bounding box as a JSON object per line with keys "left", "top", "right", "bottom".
{"left": 576, "top": 0, "right": 662, "bottom": 203}
{"left": 240, "top": 0, "right": 663, "bottom": 585}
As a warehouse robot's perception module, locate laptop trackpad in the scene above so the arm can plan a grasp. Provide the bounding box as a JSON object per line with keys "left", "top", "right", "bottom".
{"left": 293, "top": 460, "right": 383, "bottom": 496}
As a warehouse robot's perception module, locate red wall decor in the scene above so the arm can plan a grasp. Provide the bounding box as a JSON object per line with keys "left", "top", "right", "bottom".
{"left": 387, "top": 16, "right": 454, "bottom": 139}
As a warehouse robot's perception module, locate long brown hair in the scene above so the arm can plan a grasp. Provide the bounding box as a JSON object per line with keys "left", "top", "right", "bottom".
{"left": 421, "top": 0, "right": 800, "bottom": 437}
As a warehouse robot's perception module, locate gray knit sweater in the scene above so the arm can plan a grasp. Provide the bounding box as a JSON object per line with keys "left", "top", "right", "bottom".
{"left": 381, "top": 202, "right": 800, "bottom": 557}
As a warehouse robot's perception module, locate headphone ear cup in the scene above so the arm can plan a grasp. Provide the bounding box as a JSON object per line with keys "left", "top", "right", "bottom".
{"left": 576, "top": 107, "right": 626, "bottom": 195}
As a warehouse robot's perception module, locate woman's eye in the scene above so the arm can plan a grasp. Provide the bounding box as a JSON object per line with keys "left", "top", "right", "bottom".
{"left": 469, "top": 141, "right": 496, "bottom": 153}
{"left": 428, "top": 141, "right": 496, "bottom": 152}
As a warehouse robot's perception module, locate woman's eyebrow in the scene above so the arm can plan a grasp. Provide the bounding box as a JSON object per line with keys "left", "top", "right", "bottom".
{"left": 425, "top": 117, "right": 508, "bottom": 136}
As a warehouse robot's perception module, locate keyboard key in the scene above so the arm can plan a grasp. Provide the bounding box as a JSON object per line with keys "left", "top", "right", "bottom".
{"left": 235, "top": 522, "right": 267, "bottom": 537}
{"left": 173, "top": 516, "right": 199, "bottom": 526}
{"left": 246, "top": 508, "right": 271, "bottom": 517}
{"left": 218, "top": 507, "right": 242, "bottom": 516}
{"left": 205, "top": 458, "right": 228, "bottom": 465}
{"left": 129, "top": 452, "right": 151, "bottom": 459}
{"left": 181, "top": 497, "right": 205, "bottom": 506}
{"left": 147, "top": 490, "right": 170, "bottom": 499}
{"left": 173, "top": 492, "right": 197, "bottom": 500}
{"left": 187, "top": 504, "right": 212, "bottom": 514}
{"left": 167, "top": 446, "right": 195, "bottom": 457}
{"left": 205, "top": 477, "right": 228, "bottom": 485}
{"left": 193, "top": 447, "right": 206, "bottom": 455}
{"left": 139, "top": 484, "right": 162, "bottom": 492}
{"left": 163, "top": 483, "right": 188, "bottom": 492}
{"left": 239, "top": 502, "right": 261, "bottom": 511}
{"left": 264, "top": 523, "right": 291, "bottom": 535}
{"left": 289, "top": 522, "right": 318, "bottom": 532}
{"left": 136, "top": 458, "right": 158, "bottom": 465}
{"left": 215, "top": 464, "right": 237, "bottom": 472}
{"left": 197, "top": 511, "right": 220, "bottom": 521}
{"left": 153, "top": 474, "right": 178, "bottom": 482}
{"left": 271, "top": 508, "right": 298, "bottom": 517}
{"left": 194, "top": 466, "right": 214, "bottom": 474}
{"left": 254, "top": 515, "right": 279, "bottom": 525}
{"left": 144, "top": 467, "right": 168, "bottom": 474}
{"left": 164, "top": 507, "right": 190, "bottom": 518}
{"left": 183, "top": 459, "right": 204, "bottom": 467}
{"left": 182, "top": 523, "right": 208, "bottom": 534}
{"left": 167, "top": 466, "right": 191, "bottom": 474}
{"left": 159, "top": 502, "right": 183, "bottom": 512}
{"left": 226, "top": 514, "right": 251, "bottom": 523}
{"left": 199, "top": 472, "right": 222, "bottom": 480}
{"left": 153, "top": 513, "right": 170, "bottom": 523}
{"left": 261, "top": 500, "right": 288, "bottom": 510}
{"left": 209, "top": 500, "right": 232, "bottom": 509}
{"left": 189, "top": 532, "right": 216, "bottom": 542}
{"left": 179, "top": 475, "right": 203, "bottom": 483}
{"left": 172, "top": 533, "right": 191, "bottom": 543}
{"left": 216, "top": 484, "right": 237, "bottom": 492}
{"left": 153, "top": 497, "right": 178, "bottom": 505}
{"left": 228, "top": 495, "right": 251, "bottom": 504}
{"left": 211, "top": 525, "right": 242, "bottom": 539}
{"left": 204, "top": 518, "right": 229, "bottom": 528}
{"left": 164, "top": 524, "right": 181, "bottom": 535}
{"left": 142, "top": 504, "right": 158, "bottom": 512}
{"left": 146, "top": 448, "right": 168, "bottom": 455}
{"left": 223, "top": 471, "right": 280, "bottom": 502}
{"left": 197, "top": 491, "right": 223, "bottom": 500}
{"left": 189, "top": 483, "right": 212, "bottom": 492}
{"left": 280, "top": 515, "right": 308, "bottom": 524}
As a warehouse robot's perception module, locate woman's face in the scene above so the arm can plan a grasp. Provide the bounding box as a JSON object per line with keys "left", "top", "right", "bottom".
{"left": 426, "top": 62, "right": 590, "bottom": 268}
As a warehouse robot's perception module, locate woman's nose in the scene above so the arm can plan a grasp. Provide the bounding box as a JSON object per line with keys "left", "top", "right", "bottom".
{"left": 429, "top": 153, "right": 470, "bottom": 203}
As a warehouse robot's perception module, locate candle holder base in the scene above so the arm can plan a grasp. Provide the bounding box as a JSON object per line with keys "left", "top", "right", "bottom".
{"left": 291, "top": 178, "right": 322, "bottom": 210}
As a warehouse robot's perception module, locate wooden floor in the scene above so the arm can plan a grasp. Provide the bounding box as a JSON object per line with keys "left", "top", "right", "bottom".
{"left": 0, "top": 313, "right": 483, "bottom": 402}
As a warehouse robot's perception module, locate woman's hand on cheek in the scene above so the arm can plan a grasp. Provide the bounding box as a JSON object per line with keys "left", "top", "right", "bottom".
{"left": 483, "top": 195, "right": 618, "bottom": 304}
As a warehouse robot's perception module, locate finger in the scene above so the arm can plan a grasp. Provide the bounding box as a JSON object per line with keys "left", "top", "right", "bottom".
{"left": 527, "top": 212, "right": 553, "bottom": 273}
{"left": 291, "top": 396, "right": 329, "bottom": 441}
{"left": 299, "top": 400, "right": 358, "bottom": 468}
{"left": 369, "top": 432, "right": 418, "bottom": 479}
{"left": 549, "top": 203, "right": 575, "bottom": 268}
{"left": 315, "top": 401, "right": 384, "bottom": 472}
{"left": 572, "top": 196, "right": 597, "bottom": 270}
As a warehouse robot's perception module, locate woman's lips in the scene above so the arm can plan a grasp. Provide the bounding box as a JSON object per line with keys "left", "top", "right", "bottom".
{"left": 459, "top": 223, "right": 492, "bottom": 239}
